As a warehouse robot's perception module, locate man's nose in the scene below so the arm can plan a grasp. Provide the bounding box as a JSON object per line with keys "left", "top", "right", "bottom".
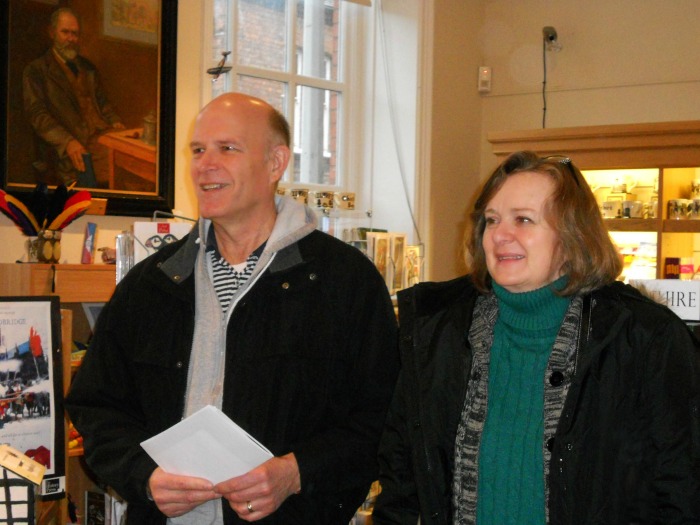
{"left": 197, "top": 150, "right": 219, "bottom": 171}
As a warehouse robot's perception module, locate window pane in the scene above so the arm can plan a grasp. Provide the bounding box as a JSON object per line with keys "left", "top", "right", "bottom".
{"left": 213, "top": 0, "right": 231, "bottom": 61}
{"left": 235, "top": 75, "right": 288, "bottom": 115}
{"left": 296, "top": 0, "right": 340, "bottom": 81}
{"left": 294, "top": 85, "right": 339, "bottom": 185}
{"left": 237, "top": 0, "right": 288, "bottom": 71}
{"left": 211, "top": 77, "right": 229, "bottom": 99}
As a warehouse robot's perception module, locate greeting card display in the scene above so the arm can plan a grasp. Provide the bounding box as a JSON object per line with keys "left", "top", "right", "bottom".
{"left": 132, "top": 222, "right": 194, "bottom": 265}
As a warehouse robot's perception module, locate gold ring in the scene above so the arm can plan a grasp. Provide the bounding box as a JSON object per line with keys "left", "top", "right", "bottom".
{"left": 247, "top": 501, "right": 254, "bottom": 513}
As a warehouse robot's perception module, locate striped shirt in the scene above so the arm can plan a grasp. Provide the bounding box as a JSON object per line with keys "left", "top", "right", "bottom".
{"left": 205, "top": 231, "right": 265, "bottom": 311}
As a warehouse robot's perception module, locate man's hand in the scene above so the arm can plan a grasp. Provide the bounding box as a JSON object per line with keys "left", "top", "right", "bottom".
{"left": 66, "top": 139, "right": 87, "bottom": 172}
{"left": 148, "top": 467, "right": 218, "bottom": 518}
{"left": 215, "top": 453, "right": 301, "bottom": 521}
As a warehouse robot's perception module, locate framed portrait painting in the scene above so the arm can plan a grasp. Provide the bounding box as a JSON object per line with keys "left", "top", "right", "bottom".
{"left": 0, "top": 0, "right": 177, "bottom": 217}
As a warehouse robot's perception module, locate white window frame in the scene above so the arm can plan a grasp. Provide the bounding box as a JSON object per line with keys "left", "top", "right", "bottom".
{"left": 201, "top": 0, "right": 372, "bottom": 201}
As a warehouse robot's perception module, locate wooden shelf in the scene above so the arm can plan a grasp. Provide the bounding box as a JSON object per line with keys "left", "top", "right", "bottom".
{"left": 0, "top": 263, "right": 116, "bottom": 302}
{"left": 604, "top": 218, "right": 660, "bottom": 232}
{"left": 488, "top": 120, "right": 700, "bottom": 169}
{"left": 663, "top": 220, "right": 700, "bottom": 233}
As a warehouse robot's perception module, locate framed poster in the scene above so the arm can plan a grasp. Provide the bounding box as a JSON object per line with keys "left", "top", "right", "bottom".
{"left": 0, "top": 0, "right": 177, "bottom": 217}
{"left": 367, "top": 232, "right": 391, "bottom": 291}
{"left": 389, "top": 233, "right": 406, "bottom": 295}
{"left": 405, "top": 244, "right": 423, "bottom": 287}
{"left": 0, "top": 297, "right": 64, "bottom": 500}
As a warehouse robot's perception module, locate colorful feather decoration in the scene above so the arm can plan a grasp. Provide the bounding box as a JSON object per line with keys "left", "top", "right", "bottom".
{"left": 0, "top": 192, "right": 21, "bottom": 224}
{"left": 27, "top": 183, "right": 50, "bottom": 229}
{"left": 45, "top": 183, "right": 68, "bottom": 229}
{"left": 1, "top": 193, "right": 40, "bottom": 236}
{"left": 47, "top": 195, "right": 92, "bottom": 231}
{"left": 0, "top": 185, "right": 91, "bottom": 236}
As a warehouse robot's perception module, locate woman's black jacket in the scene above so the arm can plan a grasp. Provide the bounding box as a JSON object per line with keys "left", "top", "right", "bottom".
{"left": 373, "top": 276, "right": 700, "bottom": 524}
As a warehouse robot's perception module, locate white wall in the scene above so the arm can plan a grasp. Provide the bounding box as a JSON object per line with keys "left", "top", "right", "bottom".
{"left": 366, "top": 0, "right": 421, "bottom": 245}
{"left": 477, "top": 0, "right": 700, "bottom": 174}
{"left": 426, "top": 0, "right": 484, "bottom": 281}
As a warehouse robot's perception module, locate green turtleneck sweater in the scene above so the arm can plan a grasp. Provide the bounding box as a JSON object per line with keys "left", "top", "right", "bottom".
{"left": 476, "top": 278, "right": 570, "bottom": 525}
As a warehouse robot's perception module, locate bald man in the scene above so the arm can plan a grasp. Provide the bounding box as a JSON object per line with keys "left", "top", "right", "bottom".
{"left": 66, "top": 93, "right": 399, "bottom": 524}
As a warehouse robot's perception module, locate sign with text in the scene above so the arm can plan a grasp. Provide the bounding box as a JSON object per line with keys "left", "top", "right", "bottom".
{"left": 630, "top": 279, "right": 700, "bottom": 321}
{"left": 0, "top": 297, "right": 65, "bottom": 500}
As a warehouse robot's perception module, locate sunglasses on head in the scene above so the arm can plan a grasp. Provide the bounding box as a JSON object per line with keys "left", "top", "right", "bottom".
{"left": 541, "top": 155, "right": 582, "bottom": 187}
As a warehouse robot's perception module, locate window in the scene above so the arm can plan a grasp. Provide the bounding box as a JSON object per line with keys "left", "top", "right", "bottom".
{"left": 202, "top": 0, "right": 423, "bottom": 254}
{"left": 208, "top": 0, "right": 365, "bottom": 190}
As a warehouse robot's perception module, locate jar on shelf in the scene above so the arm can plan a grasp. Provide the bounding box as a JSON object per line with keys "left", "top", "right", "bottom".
{"left": 691, "top": 199, "right": 700, "bottom": 220}
{"left": 692, "top": 179, "right": 700, "bottom": 199}
{"left": 36, "top": 230, "right": 61, "bottom": 263}
{"left": 668, "top": 199, "right": 689, "bottom": 219}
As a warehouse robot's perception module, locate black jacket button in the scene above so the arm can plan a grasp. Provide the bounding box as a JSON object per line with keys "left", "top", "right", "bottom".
{"left": 549, "top": 370, "right": 565, "bottom": 386}
{"left": 546, "top": 437, "right": 555, "bottom": 451}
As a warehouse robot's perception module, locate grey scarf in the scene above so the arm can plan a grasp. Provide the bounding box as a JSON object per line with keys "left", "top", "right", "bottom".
{"left": 452, "top": 295, "right": 583, "bottom": 525}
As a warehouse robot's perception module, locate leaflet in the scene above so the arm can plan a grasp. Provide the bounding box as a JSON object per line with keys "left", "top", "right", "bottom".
{"left": 140, "top": 405, "right": 273, "bottom": 484}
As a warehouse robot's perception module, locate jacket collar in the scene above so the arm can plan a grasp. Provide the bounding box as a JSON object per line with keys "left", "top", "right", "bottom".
{"left": 158, "top": 196, "right": 318, "bottom": 283}
{"left": 400, "top": 277, "right": 636, "bottom": 367}
{"left": 399, "top": 275, "right": 480, "bottom": 319}
{"left": 42, "top": 50, "right": 78, "bottom": 104}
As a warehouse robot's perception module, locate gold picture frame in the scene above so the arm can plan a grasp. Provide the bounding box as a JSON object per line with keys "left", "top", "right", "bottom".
{"left": 1, "top": 0, "right": 177, "bottom": 216}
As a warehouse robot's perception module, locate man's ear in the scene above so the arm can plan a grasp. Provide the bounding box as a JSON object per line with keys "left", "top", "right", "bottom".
{"left": 268, "top": 145, "right": 291, "bottom": 184}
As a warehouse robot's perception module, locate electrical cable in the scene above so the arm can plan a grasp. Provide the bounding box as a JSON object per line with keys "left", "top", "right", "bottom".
{"left": 542, "top": 39, "right": 548, "bottom": 129}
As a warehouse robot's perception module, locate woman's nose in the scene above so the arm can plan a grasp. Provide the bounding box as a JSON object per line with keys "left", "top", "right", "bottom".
{"left": 490, "top": 221, "right": 513, "bottom": 243}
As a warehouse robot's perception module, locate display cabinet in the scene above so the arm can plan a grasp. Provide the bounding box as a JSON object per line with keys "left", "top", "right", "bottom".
{"left": 488, "top": 120, "right": 700, "bottom": 279}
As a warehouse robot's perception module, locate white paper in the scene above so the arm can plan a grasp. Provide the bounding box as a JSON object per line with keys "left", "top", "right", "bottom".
{"left": 140, "top": 405, "right": 273, "bottom": 484}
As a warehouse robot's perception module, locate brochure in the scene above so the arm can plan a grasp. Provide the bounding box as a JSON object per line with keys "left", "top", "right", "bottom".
{"left": 140, "top": 405, "right": 272, "bottom": 484}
